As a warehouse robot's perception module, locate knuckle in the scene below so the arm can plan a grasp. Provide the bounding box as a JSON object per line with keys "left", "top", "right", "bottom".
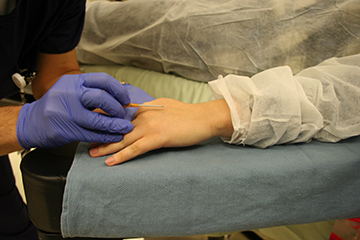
{"left": 128, "top": 144, "right": 141, "bottom": 155}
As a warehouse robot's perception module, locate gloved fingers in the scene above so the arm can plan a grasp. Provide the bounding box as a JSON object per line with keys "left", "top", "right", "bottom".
{"left": 81, "top": 88, "right": 126, "bottom": 118}
{"left": 122, "top": 84, "right": 156, "bottom": 121}
{"left": 73, "top": 109, "right": 134, "bottom": 134}
{"left": 124, "top": 108, "right": 138, "bottom": 121}
{"left": 82, "top": 73, "right": 130, "bottom": 105}
{"left": 77, "top": 130, "right": 125, "bottom": 144}
{"left": 124, "top": 84, "right": 155, "bottom": 103}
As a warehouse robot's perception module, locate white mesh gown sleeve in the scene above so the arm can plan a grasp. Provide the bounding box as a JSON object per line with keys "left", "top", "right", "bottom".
{"left": 209, "top": 54, "right": 360, "bottom": 148}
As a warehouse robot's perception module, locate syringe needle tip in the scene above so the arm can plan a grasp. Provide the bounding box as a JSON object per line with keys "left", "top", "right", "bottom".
{"left": 123, "top": 103, "right": 165, "bottom": 108}
{"left": 138, "top": 104, "right": 165, "bottom": 108}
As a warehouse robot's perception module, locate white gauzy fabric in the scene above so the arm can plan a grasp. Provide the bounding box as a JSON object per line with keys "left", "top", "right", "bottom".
{"left": 209, "top": 54, "right": 360, "bottom": 148}
{"left": 78, "top": 0, "right": 360, "bottom": 82}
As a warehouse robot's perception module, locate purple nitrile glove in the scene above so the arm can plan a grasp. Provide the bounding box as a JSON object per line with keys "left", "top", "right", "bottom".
{"left": 123, "top": 84, "right": 156, "bottom": 121}
{"left": 17, "top": 73, "right": 134, "bottom": 149}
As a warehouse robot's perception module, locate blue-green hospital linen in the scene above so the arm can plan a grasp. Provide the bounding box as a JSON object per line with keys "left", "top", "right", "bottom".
{"left": 61, "top": 136, "right": 360, "bottom": 238}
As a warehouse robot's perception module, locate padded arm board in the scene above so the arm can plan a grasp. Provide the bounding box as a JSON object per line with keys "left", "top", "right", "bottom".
{"left": 61, "top": 137, "right": 360, "bottom": 238}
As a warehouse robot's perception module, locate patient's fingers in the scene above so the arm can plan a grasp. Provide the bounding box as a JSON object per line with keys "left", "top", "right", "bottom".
{"left": 89, "top": 142, "right": 106, "bottom": 149}
{"left": 89, "top": 142, "right": 124, "bottom": 157}
{"left": 105, "top": 137, "right": 163, "bottom": 166}
{"left": 89, "top": 124, "right": 143, "bottom": 157}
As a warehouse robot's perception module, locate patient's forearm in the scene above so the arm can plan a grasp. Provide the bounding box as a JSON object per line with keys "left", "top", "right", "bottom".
{"left": 0, "top": 106, "right": 24, "bottom": 156}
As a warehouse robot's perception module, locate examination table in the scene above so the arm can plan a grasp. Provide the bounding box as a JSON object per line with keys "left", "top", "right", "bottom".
{"left": 20, "top": 136, "right": 360, "bottom": 239}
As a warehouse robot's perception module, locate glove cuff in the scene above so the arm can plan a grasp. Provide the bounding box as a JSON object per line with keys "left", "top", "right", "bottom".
{"left": 16, "top": 103, "right": 33, "bottom": 150}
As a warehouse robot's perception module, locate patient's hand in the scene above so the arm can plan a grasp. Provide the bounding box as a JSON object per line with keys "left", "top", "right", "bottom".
{"left": 89, "top": 98, "right": 233, "bottom": 166}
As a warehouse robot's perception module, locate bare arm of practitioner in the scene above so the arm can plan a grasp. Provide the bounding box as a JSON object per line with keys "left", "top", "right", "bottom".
{"left": 32, "top": 49, "right": 81, "bottom": 99}
{"left": 0, "top": 49, "right": 81, "bottom": 156}
{"left": 90, "top": 98, "right": 234, "bottom": 166}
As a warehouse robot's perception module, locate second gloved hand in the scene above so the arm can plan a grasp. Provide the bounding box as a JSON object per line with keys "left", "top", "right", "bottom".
{"left": 17, "top": 73, "right": 134, "bottom": 149}
{"left": 123, "top": 84, "right": 155, "bottom": 121}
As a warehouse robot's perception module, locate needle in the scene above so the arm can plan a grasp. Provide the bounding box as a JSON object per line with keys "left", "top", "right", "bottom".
{"left": 123, "top": 103, "right": 164, "bottom": 108}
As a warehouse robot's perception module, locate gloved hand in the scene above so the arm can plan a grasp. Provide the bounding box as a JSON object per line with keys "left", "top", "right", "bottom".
{"left": 123, "top": 84, "right": 155, "bottom": 121}
{"left": 17, "top": 73, "right": 134, "bottom": 149}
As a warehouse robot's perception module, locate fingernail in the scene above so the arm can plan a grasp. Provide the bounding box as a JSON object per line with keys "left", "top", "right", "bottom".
{"left": 106, "top": 157, "right": 114, "bottom": 166}
{"left": 89, "top": 148, "right": 98, "bottom": 155}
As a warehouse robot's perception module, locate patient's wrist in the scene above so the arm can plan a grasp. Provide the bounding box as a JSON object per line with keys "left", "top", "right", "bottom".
{"left": 205, "top": 99, "right": 234, "bottom": 139}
